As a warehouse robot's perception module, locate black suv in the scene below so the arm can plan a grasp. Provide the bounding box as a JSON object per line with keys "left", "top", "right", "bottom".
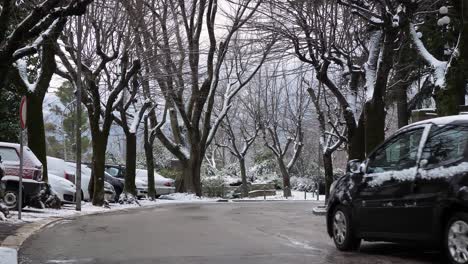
{"left": 327, "top": 115, "right": 468, "bottom": 264}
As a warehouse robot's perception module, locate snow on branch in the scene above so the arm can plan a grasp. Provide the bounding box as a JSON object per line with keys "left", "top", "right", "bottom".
{"left": 409, "top": 23, "right": 448, "bottom": 89}
{"left": 363, "top": 30, "right": 382, "bottom": 102}
{"left": 129, "top": 100, "right": 152, "bottom": 134}
{"left": 13, "top": 19, "right": 60, "bottom": 60}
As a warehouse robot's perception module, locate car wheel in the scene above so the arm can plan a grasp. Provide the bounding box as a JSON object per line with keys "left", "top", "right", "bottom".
{"left": 332, "top": 205, "right": 361, "bottom": 251}
{"left": 445, "top": 213, "right": 468, "bottom": 264}
{"left": 3, "top": 189, "right": 25, "bottom": 210}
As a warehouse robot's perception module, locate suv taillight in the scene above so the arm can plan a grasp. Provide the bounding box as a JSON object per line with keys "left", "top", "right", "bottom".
{"left": 164, "top": 182, "right": 172, "bottom": 187}
{"left": 65, "top": 172, "right": 75, "bottom": 183}
{"left": 33, "top": 169, "right": 42, "bottom": 181}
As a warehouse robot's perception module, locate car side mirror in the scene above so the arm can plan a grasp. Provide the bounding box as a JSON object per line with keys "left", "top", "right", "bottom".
{"left": 346, "top": 159, "right": 363, "bottom": 174}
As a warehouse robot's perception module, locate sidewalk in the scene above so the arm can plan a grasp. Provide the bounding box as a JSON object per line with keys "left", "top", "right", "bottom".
{"left": 0, "top": 222, "right": 23, "bottom": 246}
{"left": 0, "top": 222, "right": 23, "bottom": 264}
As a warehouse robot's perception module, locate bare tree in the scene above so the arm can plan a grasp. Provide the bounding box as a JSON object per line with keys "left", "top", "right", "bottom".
{"left": 216, "top": 98, "right": 259, "bottom": 197}
{"left": 260, "top": 65, "right": 309, "bottom": 197}
{"left": 124, "top": 0, "right": 273, "bottom": 196}
{"left": 306, "top": 81, "right": 346, "bottom": 200}
{"left": 111, "top": 75, "right": 151, "bottom": 202}
{"left": 0, "top": 0, "right": 93, "bottom": 92}
{"left": 56, "top": 1, "right": 140, "bottom": 206}
{"left": 11, "top": 18, "right": 66, "bottom": 182}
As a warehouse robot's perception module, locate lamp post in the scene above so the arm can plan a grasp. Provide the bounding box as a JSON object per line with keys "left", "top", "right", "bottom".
{"left": 75, "top": 16, "right": 83, "bottom": 211}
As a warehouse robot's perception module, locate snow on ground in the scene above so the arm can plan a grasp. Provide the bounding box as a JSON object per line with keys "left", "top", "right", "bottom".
{"left": 4, "top": 191, "right": 323, "bottom": 224}
{"left": 242, "top": 191, "right": 325, "bottom": 201}
{"left": 7, "top": 197, "right": 215, "bottom": 223}
{"left": 159, "top": 193, "right": 218, "bottom": 201}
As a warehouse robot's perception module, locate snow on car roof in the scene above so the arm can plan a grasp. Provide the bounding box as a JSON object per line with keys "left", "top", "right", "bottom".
{"left": 402, "top": 115, "right": 468, "bottom": 130}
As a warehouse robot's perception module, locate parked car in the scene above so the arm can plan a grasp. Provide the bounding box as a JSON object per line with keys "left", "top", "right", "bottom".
{"left": 103, "top": 171, "right": 124, "bottom": 202}
{"left": 66, "top": 162, "right": 119, "bottom": 202}
{"left": 48, "top": 157, "right": 118, "bottom": 202}
{"left": 104, "top": 181, "right": 116, "bottom": 202}
{"left": 136, "top": 169, "right": 175, "bottom": 197}
{"left": 47, "top": 157, "right": 76, "bottom": 182}
{"left": 326, "top": 115, "right": 468, "bottom": 264}
{"left": 48, "top": 173, "right": 76, "bottom": 204}
{"left": 105, "top": 164, "right": 148, "bottom": 198}
{"left": 0, "top": 142, "right": 45, "bottom": 209}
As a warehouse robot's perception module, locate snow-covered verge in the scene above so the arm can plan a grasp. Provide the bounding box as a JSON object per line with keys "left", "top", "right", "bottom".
{"left": 240, "top": 191, "right": 325, "bottom": 201}
{"left": 158, "top": 193, "right": 219, "bottom": 201}
{"left": 6, "top": 196, "right": 215, "bottom": 223}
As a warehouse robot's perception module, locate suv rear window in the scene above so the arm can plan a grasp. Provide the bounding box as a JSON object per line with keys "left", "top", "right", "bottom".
{"left": 421, "top": 125, "right": 468, "bottom": 168}
{"left": 0, "top": 147, "right": 19, "bottom": 162}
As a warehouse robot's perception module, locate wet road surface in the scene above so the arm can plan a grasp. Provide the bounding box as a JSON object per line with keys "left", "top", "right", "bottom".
{"left": 20, "top": 202, "right": 441, "bottom": 264}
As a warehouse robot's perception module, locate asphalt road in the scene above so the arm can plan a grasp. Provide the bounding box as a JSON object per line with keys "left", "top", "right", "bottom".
{"left": 19, "top": 202, "right": 441, "bottom": 264}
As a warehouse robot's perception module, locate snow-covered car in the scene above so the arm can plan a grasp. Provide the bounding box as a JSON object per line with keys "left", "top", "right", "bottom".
{"left": 48, "top": 173, "right": 76, "bottom": 204}
{"left": 47, "top": 156, "right": 75, "bottom": 182}
{"left": 66, "top": 162, "right": 120, "bottom": 202}
{"left": 104, "top": 181, "right": 116, "bottom": 202}
{"left": 105, "top": 164, "right": 152, "bottom": 198}
{"left": 327, "top": 115, "right": 468, "bottom": 264}
{"left": 0, "top": 143, "right": 45, "bottom": 209}
{"left": 136, "top": 169, "right": 175, "bottom": 197}
{"left": 104, "top": 171, "right": 124, "bottom": 202}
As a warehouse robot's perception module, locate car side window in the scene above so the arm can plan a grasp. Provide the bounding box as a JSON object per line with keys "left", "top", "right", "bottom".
{"left": 106, "top": 167, "right": 119, "bottom": 177}
{"left": 421, "top": 125, "right": 468, "bottom": 168}
{"left": 367, "top": 128, "right": 424, "bottom": 174}
{"left": 0, "top": 147, "right": 19, "bottom": 162}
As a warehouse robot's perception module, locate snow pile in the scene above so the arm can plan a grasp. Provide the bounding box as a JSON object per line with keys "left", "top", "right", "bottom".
{"left": 242, "top": 191, "right": 325, "bottom": 201}
{"left": 159, "top": 193, "right": 217, "bottom": 201}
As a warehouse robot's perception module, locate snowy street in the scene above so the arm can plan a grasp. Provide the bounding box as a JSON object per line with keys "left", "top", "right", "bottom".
{"left": 19, "top": 202, "right": 438, "bottom": 264}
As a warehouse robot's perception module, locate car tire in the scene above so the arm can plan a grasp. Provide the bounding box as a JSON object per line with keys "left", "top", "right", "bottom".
{"left": 3, "top": 189, "right": 25, "bottom": 210}
{"left": 332, "top": 205, "right": 361, "bottom": 251}
{"left": 445, "top": 212, "right": 468, "bottom": 264}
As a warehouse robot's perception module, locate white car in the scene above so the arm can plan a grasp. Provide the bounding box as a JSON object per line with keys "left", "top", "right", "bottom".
{"left": 135, "top": 169, "right": 175, "bottom": 196}
{"left": 48, "top": 173, "right": 76, "bottom": 204}
{"left": 48, "top": 157, "right": 116, "bottom": 202}
{"left": 66, "top": 162, "right": 117, "bottom": 202}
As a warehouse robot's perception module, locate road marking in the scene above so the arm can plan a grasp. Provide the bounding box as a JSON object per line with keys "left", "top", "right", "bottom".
{"left": 46, "top": 258, "right": 94, "bottom": 263}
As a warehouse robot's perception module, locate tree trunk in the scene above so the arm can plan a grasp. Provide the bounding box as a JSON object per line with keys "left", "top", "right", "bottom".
{"left": 239, "top": 158, "right": 248, "bottom": 197}
{"left": 90, "top": 132, "right": 106, "bottom": 206}
{"left": 323, "top": 152, "right": 333, "bottom": 201}
{"left": 365, "top": 29, "right": 397, "bottom": 154}
{"left": 123, "top": 132, "right": 137, "bottom": 196}
{"left": 182, "top": 161, "right": 196, "bottom": 194}
{"left": 27, "top": 93, "right": 48, "bottom": 182}
{"left": 348, "top": 114, "right": 366, "bottom": 160}
{"left": 277, "top": 157, "right": 291, "bottom": 197}
{"left": 144, "top": 139, "right": 156, "bottom": 200}
{"left": 364, "top": 99, "right": 386, "bottom": 155}
{"left": 396, "top": 85, "right": 409, "bottom": 128}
